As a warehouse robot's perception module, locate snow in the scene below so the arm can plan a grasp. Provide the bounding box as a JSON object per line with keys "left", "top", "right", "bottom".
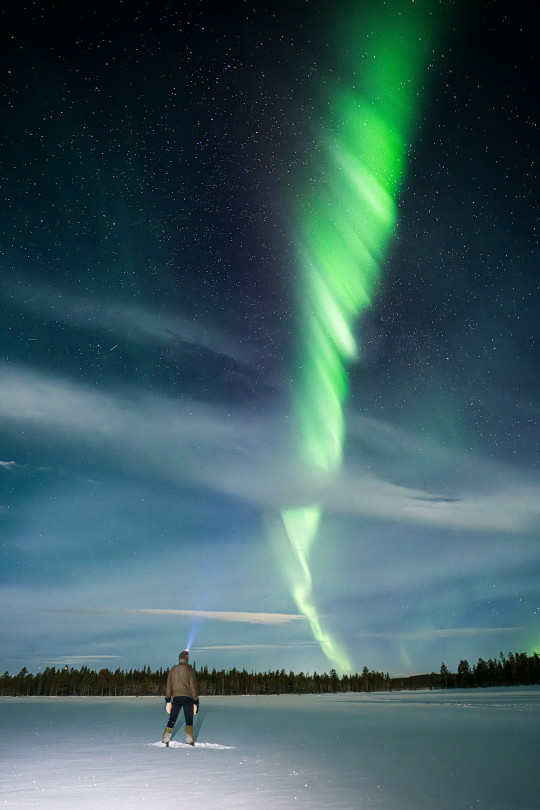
{"left": 1, "top": 689, "right": 539, "bottom": 809}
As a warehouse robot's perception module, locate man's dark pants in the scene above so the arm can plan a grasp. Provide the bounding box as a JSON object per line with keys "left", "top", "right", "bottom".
{"left": 168, "top": 696, "right": 194, "bottom": 727}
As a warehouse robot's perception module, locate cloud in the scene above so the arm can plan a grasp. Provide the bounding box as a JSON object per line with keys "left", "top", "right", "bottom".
{"left": 318, "top": 530, "right": 539, "bottom": 607}
{"left": 0, "top": 460, "right": 18, "bottom": 470}
{"left": 2, "top": 278, "right": 251, "bottom": 364}
{"left": 33, "top": 655, "right": 121, "bottom": 665}
{"left": 356, "top": 627, "right": 522, "bottom": 641}
{"left": 193, "top": 643, "right": 318, "bottom": 651}
{"left": 1, "top": 362, "right": 539, "bottom": 535}
{"left": 42, "top": 608, "right": 307, "bottom": 625}
{"left": 318, "top": 472, "right": 540, "bottom": 532}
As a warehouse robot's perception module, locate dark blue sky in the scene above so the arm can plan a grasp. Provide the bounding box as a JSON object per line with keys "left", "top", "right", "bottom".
{"left": 1, "top": 0, "right": 538, "bottom": 676}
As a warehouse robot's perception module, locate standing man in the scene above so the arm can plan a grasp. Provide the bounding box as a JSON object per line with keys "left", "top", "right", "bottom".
{"left": 161, "top": 649, "right": 199, "bottom": 746}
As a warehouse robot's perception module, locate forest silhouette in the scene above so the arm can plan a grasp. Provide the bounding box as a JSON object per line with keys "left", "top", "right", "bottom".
{"left": 2, "top": 651, "right": 539, "bottom": 697}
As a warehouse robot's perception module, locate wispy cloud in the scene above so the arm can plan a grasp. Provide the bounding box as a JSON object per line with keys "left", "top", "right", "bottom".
{"left": 43, "top": 608, "right": 307, "bottom": 625}
{"left": 33, "top": 655, "right": 121, "bottom": 664}
{"left": 0, "top": 460, "right": 18, "bottom": 470}
{"left": 356, "top": 627, "right": 522, "bottom": 641}
{"left": 282, "top": 469, "right": 540, "bottom": 533}
{"left": 2, "top": 278, "right": 251, "bottom": 364}
{"left": 193, "top": 643, "right": 318, "bottom": 651}
{"left": 1, "top": 363, "right": 539, "bottom": 534}
{"left": 315, "top": 532, "right": 539, "bottom": 607}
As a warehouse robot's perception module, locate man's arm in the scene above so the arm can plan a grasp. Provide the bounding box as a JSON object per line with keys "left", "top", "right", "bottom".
{"left": 190, "top": 670, "right": 199, "bottom": 702}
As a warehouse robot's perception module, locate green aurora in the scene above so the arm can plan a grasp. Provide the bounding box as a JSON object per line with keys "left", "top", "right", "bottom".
{"left": 280, "top": 1, "right": 443, "bottom": 672}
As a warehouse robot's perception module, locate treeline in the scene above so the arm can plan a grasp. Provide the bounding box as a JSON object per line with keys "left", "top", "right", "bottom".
{"left": 385, "top": 651, "right": 540, "bottom": 691}
{"left": 1, "top": 651, "right": 539, "bottom": 697}
{"left": 0, "top": 665, "right": 387, "bottom": 697}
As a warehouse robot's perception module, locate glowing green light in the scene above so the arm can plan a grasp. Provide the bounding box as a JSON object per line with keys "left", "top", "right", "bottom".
{"left": 279, "top": 1, "right": 440, "bottom": 673}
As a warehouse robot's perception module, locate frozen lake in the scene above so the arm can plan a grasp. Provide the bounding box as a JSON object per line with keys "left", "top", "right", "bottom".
{"left": 1, "top": 689, "right": 539, "bottom": 809}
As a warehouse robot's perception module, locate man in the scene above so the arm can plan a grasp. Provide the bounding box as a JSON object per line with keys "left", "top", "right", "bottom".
{"left": 161, "top": 650, "right": 199, "bottom": 746}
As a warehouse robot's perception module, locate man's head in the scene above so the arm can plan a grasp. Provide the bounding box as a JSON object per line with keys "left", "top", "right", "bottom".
{"left": 179, "top": 650, "right": 189, "bottom": 662}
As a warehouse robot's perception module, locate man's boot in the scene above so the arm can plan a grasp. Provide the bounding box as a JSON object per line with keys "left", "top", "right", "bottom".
{"left": 185, "top": 725, "right": 194, "bottom": 745}
{"left": 161, "top": 726, "right": 173, "bottom": 746}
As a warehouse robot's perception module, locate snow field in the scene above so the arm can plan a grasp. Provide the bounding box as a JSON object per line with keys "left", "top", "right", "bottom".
{"left": 1, "top": 690, "right": 539, "bottom": 809}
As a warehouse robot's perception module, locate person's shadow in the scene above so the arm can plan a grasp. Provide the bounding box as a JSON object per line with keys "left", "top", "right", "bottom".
{"left": 193, "top": 706, "right": 206, "bottom": 742}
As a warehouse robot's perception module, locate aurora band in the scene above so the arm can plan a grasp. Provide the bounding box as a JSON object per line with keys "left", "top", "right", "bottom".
{"left": 280, "top": 1, "right": 442, "bottom": 672}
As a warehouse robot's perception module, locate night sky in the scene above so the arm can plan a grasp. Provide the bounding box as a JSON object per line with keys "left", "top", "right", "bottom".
{"left": 1, "top": 0, "right": 538, "bottom": 677}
